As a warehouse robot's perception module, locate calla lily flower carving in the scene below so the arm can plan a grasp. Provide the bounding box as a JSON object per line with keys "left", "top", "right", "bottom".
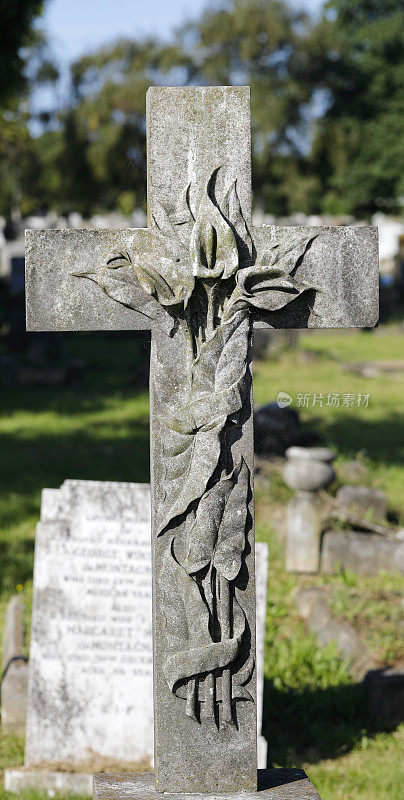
{"left": 235, "top": 233, "right": 318, "bottom": 312}
{"left": 81, "top": 166, "right": 318, "bottom": 326}
{"left": 188, "top": 176, "right": 239, "bottom": 280}
{"left": 74, "top": 166, "right": 321, "bottom": 729}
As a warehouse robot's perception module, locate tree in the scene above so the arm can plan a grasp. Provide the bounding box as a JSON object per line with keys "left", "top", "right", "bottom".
{"left": 174, "top": 0, "right": 319, "bottom": 214}
{"left": 309, "top": 0, "right": 404, "bottom": 216}
{"left": 0, "top": 0, "right": 46, "bottom": 107}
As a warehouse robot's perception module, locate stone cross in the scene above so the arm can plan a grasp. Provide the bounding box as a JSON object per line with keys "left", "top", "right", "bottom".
{"left": 25, "top": 86, "right": 378, "bottom": 795}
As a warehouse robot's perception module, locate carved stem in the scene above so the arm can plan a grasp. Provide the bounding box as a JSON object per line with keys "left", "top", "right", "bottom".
{"left": 186, "top": 678, "right": 197, "bottom": 720}
{"left": 219, "top": 575, "right": 234, "bottom": 728}
{"left": 201, "top": 672, "right": 215, "bottom": 721}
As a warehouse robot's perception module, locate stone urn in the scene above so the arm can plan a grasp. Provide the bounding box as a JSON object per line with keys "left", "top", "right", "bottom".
{"left": 283, "top": 447, "right": 336, "bottom": 573}
{"left": 283, "top": 446, "right": 336, "bottom": 493}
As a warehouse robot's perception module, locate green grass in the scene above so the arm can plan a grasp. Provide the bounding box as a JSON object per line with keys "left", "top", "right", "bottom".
{"left": 307, "top": 728, "right": 404, "bottom": 800}
{"left": 255, "top": 475, "right": 404, "bottom": 766}
{"left": 1, "top": 327, "right": 404, "bottom": 799}
{"left": 328, "top": 575, "right": 404, "bottom": 665}
{"left": 0, "top": 333, "right": 150, "bottom": 596}
{"left": 254, "top": 327, "right": 404, "bottom": 517}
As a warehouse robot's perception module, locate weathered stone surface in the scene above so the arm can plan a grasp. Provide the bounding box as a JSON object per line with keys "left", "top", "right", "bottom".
{"left": 365, "top": 667, "right": 404, "bottom": 727}
{"left": 254, "top": 225, "right": 378, "bottom": 329}
{"left": 321, "top": 530, "right": 404, "bottom": 575}
{"left": 5, "top": 770, "right": 93, "bottom": 797}
{"left": 148, "top": 87, "right": 257, "bottom": 794}
{"left": 255, "top": 542, "right": 269, "bottom": 768}
{"left": 93, "top": 770, "right": 323, "bottom": 800}
{"left": 336, "top": 485, "right": 387, "bottom": 522}
{"left": 25, "top": 227, "right": 379, "bottom": 335}
{"left": 25, "top": 228, "right": 166, "bottom": 332}
{"left": 1, "top": 595, "right": 28, "bottom": 734}
{"left": 25, "top": 480, "right": 153, "bottom": 769}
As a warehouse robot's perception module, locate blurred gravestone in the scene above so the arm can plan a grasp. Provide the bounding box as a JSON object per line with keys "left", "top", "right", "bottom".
{"left": 254, "top": 403, "right": 320, "bottom": 458}
{"left": 5, "top": 480, "right": 153, "bottom": 796}
{"left": 1, "top": 596, "right": 28, "bottom": 735}
{"left": 336, "top": 485, "right": 387, "bottom": 523}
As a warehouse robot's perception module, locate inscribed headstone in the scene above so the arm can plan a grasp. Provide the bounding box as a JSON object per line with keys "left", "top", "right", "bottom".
{"left": 25, "top": 480, "right": 153, "bottom": 770}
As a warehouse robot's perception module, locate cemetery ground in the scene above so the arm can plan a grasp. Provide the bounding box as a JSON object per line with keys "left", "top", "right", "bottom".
{"left": 0, "top": 326, "right": 403, "bottom": 800}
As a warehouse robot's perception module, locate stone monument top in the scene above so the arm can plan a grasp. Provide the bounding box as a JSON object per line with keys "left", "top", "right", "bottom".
{"left": 25, "top": 85, "right": 378, "bottom": 798}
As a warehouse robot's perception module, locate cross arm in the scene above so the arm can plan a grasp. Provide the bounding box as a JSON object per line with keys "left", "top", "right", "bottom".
{"left": 252, "top": 224, "right": 379, "bottom": 329}
{"left": 25, "top": 227, "right": 170, "bottom": 333}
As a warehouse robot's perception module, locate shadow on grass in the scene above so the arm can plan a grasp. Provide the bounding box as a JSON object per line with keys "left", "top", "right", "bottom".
{"left": 0, "top": 536, "right": 35, "bottom": 594}
{"left": 263, "top": 677, "right": 398, "bottom": 767}
{"left": 0, "top": 421, "right": 150, "bottom": 508}
{"left": 318, "top": 415, "right": 404, "bottom": 469}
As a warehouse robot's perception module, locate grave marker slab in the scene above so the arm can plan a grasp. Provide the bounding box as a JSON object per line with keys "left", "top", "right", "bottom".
{"left": 25, "top": 86, "right": 379, "bottom": 799}
{"left": 1, "top": 596, "right": 28, "bottom": 735}
{"left": 5, "top": 481, "right": 153, "bottom": 795}
{"left": 27, "top": 480, "right": 153, "bottom": 769}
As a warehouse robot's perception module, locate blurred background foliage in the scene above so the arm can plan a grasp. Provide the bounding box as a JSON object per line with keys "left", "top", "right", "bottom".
{"left": 0, "top": 0, "right": 403, "bottom": 220}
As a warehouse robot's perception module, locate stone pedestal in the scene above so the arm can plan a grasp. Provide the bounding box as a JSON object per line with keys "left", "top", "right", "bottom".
{"left": 93, "top": 770, "right": 323, "bottom": 800}
{"left": 285, "top": 494, "right": 323, "bottom": 573}
{"left": 283, "top": 447, "right": 335, "bottom": 574}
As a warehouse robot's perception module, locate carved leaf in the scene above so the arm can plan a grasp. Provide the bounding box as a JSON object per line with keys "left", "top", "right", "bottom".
{"left": 74, "top": 264, "right": 175, "bottom": 336}
{"left": 162, "top": 543, "right": 247, "bottom": 695}
{"left": 172, "top": 182, "right": 195, "bottom": 224}
{"left": 190, "top": 312, "right": 250, "bottom": 428}
{"left": 213, "top": 459, "right": 249, "bottom": 581}
{"left": 161, "top": 541, "right": 212, "bottom": 651}
{"left": 177, "top": 474, "right": 234, "bottom": 574}
{"left": 157, "top": 421, "right": 225, "bottom": 535}
{"left": 214, "top": 312, "right": 250, "bottom": 394}
{"left": 221, "top": 180, "right": 253, "bottom": 265}
{"left": 258, "top": 232, "right": 317, "bottom": 274}
{"left": 235, "top": 232, "right": 318, "bottom": 312}
{"left": 152, "top": 199, "right": 189, "bottom": 257}
{"left": 236, "top": 269, "right": 314, "bottom": 311}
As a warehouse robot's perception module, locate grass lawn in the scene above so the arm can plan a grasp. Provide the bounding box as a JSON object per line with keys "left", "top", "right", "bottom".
{"left": 0, "top": 326, "right": 403, "bottom": 799}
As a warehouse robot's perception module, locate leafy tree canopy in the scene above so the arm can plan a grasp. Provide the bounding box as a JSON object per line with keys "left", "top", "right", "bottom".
{"left": 1, "top": 0, "right": 403, "bottom": 220}
{"left": 309, "top": 0, "right": 404, "bottom": 215}
{"left": 0, "top": 0, "right": 46, "bottom": 107}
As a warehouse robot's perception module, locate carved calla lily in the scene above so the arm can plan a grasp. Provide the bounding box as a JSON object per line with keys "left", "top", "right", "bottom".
{"left": 75, "top": 166, "right": 324, "bottom": 728}
{"left": 235, "top": 232, "right": 318, "bottom": 312}
{"left": 131, "top": 251, "right": 194, "bottom": 308}
{"left": 189, "top": 174, "right": 239, "bottom": 280}
{"left": 107, "top": 249, "right": 194, "bottom": 308}
{"left": 236, "top": 266, "right": 313, "bottom": 311}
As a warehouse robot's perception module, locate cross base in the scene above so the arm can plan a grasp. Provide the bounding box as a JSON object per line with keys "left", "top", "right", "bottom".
{"left": 93, "top": 770, "right": 323, "bottom": 799}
